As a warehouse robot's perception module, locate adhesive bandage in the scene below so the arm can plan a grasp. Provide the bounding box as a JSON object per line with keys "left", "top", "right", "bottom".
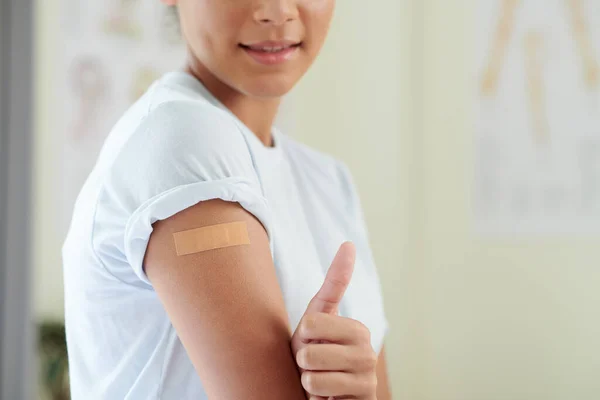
{"left": 172, "top": 221, "right": 250, "bottom": 256}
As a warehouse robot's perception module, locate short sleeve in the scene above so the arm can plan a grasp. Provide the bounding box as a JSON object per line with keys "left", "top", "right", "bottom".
{"left": 93, "top": 101, "right": 271, "bottom": 287}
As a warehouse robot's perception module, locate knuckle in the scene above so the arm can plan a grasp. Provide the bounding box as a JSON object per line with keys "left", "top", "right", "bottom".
{"left": 354, "top": 320, "right": 372, "bottom": 343}
{"left": 327, "top": 275, "right": 349, "bottom": 290}
{"left": 369, "top": 348, "right": 378, "bottom": 366}
{"left": 359, "top": 348, "right": 378, "bottom": 370}
{"left": 300, "top": 314, "right": 319, "bottom": 338}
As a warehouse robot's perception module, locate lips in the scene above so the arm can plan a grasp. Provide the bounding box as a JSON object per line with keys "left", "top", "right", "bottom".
{"left": 239, "top": 40, "right": 302, "bottom": 66}
{"left": 240, "top": 40, "right": 302, "bottom": 51}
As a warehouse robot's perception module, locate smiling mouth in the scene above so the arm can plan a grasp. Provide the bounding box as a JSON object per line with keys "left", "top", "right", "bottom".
{"left": 239, "top": 42, "right": 303, "bottom": 53}
{"left": 238, "top": 41, "right": 304, "bottom": 66}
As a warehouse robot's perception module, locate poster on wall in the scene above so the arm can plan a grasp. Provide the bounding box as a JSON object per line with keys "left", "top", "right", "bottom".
{"left": 57, "top": 1, "right": 187, "bottom": 236}
{"left": 474, "top": 0, "right": 600, "bottom": 235}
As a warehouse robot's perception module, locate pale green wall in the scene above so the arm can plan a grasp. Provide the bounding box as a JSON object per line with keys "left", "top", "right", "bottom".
{"left": 414, "top": 2, "right": 600, "bottom": 399}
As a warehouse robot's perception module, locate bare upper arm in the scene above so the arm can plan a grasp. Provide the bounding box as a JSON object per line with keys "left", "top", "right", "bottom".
{"left": 377, "top": 345, "right": 393, "bottom": 400}
{"left": 143, "top": 199, "right": 306, "bottom": 399}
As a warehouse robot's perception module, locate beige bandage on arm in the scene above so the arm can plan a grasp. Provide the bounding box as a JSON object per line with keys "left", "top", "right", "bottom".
{"left": 172, "top": 221, "right": 251, "bottom": 256}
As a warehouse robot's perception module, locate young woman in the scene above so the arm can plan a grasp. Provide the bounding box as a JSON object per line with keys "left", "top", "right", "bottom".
{"left": 62, "top": 1, "right": 391, "bottom": 399}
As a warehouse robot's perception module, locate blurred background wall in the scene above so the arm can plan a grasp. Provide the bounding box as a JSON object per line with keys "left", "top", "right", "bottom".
{"left": 31, "top": 1, "right": 600, "bottom": 400}
{"left": 34, "top": 0, "right": 64, "bottom": 322}
{"left": 416, "top": 2, "right": 600, "bottom": 400}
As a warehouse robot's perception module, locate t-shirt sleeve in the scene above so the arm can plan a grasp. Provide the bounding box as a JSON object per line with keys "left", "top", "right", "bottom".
{"left": 93, "top": 101, "right": 271, "bottom": 287}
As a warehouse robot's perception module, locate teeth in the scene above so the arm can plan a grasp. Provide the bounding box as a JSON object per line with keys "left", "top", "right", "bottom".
{"left": 251, "top": 45, "right": 289, "bottom": 52}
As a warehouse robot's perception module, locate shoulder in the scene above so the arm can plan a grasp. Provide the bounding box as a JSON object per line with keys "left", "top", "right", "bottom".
{"left": 138, "top": 96, "right": 252, "bottom": 165}
{"left": 111, "top": 74, "right": 253, "bottom": 170}
{"left": 102, "top": 94, "right": 259, "bottom": 212}
{"left": 120, "top": 84, "right": 255, "bottom": 171}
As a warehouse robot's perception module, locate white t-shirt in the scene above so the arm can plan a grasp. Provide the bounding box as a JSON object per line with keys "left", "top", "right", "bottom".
{"left": 62, "top": 70, "right": 388, "bottom": 400}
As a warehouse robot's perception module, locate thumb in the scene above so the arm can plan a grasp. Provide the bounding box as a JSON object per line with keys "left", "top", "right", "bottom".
{"left": 305, "top": 241, "right": 356, "bottom": 315}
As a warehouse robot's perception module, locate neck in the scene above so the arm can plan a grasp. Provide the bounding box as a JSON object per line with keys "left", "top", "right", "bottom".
{"left": 185, "top": 59, "right": 280, "bottom": 147}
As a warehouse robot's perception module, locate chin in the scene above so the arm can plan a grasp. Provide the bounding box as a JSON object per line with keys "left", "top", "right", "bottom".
{"left": 239, "top": 75, "right": 299, "bottom": 99}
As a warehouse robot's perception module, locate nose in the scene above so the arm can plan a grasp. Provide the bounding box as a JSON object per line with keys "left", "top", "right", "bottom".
{"left": 254, "top": 0, "right": 299, "bottom": 26}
